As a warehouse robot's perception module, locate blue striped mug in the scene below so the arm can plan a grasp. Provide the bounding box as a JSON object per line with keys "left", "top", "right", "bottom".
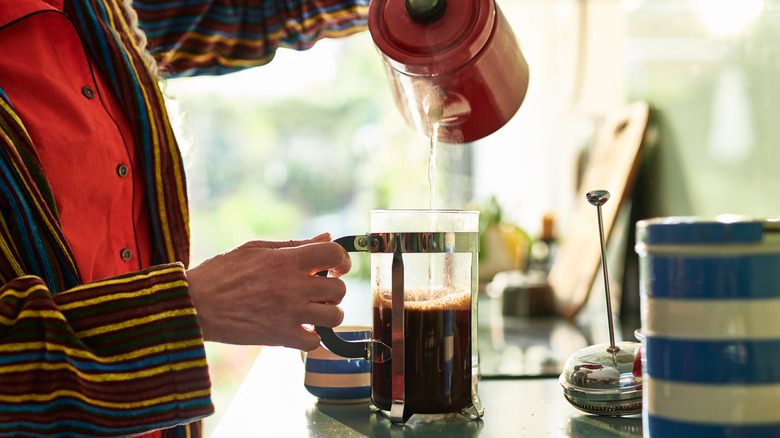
{"left": 636, "top": 217, "right": 780, "bottom": 438}
{"left": 303, "top": 326, "right": 371, "bottom": 403}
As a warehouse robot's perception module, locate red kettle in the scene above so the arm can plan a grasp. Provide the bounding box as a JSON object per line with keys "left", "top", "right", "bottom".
{"left": 368, "top": 0, "right": 529, "bottom": 143}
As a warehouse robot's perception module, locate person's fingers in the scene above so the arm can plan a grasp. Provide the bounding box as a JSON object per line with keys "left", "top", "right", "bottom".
{"left": 288, "top": 241, "right": 352, "bottom": 276}
{"left": 240, "top": 238, "right": 351, "bottom": 277}
{"left": 302, "top": 302, "right": 345, "bottom": 328}
{"left": 283, "top": 325, "right": 322, "bottom": 351}
{"left": 260, "top": 233, "right": 332, "bottom": 249}
{"left": 326, "top": 258, "right": 352, "bottom": 279}
{"left": 307, "top": 276, "right": 347, "bottom": 305}
{"left": 265, "top": 303, "right": 341, "bottom": 350}
{"left": 308, "top": 232, "right": 333, "bottom": 243}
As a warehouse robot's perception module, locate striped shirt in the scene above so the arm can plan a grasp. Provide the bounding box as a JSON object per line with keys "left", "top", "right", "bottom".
{"left": 0, "top": 0, "right": 368, "bottom": 436}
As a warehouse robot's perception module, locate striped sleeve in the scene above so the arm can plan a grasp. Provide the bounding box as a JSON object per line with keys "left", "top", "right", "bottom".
{"left": 0, "top": 263, "right": 213, "bottom": 437}
{"left": 133, "top": 0, "right": 369, "bottom": 76}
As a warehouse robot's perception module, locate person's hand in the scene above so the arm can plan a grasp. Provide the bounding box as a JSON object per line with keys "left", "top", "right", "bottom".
{"left": 186, "top": 233, "right": 351, "bottom": 351}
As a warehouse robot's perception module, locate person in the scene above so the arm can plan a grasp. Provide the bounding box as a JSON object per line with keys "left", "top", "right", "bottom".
{"left": 0, "top": 0, "right": 367, "bottom": 436}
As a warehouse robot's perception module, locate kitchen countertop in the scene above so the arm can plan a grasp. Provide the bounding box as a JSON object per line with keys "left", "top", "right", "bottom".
{"left": 211, "top": 346, "right": 643, "bottom": 438}
{"left": 211, "top": 286, "right": 644, "bottom": 437}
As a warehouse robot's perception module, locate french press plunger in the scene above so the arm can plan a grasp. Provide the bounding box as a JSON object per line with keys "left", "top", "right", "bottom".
{"left": 559, "top": 191, "right": 643, "bottom": 416}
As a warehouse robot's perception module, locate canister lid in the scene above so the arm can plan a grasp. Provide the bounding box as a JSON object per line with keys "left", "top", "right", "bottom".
{"left": 636, "top": 216, "right": 767, "bottom": 245}
{"left": 367, "top": 0, "right": 494, "bottom": 75}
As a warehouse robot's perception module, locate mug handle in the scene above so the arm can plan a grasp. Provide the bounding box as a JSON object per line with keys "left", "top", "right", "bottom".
{"left": 314, "top": 235, "right": 385, "bottom": 361}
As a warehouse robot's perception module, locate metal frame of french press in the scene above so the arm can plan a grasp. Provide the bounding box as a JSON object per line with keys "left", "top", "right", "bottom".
{"left": 316, "top": 230, "right": 484, "bottom": 423}
{"left": 369, "top": 230, "right": 484, "bottom": 423}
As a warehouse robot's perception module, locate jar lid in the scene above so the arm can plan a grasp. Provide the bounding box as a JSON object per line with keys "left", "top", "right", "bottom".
{"left": 636, "top": 216, "right": 772, "bottom": 245}
{"left": 368, "top": 0, "right": 494, "bottom": 75}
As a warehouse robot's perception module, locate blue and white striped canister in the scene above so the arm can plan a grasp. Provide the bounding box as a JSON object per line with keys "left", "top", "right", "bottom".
{"left": 636, "top": 217, "right": 780, "bottom": 438}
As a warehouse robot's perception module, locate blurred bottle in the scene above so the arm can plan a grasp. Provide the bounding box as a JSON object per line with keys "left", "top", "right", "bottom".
{"left": 491, "top": 213, "right": 557, "bottom": 317}
{"left": 527, "top": 213, "right": 557, "bottom": 276}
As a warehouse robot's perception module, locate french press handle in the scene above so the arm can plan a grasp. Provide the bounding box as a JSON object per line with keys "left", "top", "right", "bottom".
{"left": 314, "top": 235, "right": 390, "bottom": 363}
{"left": 313, "top": 326, "right": 368, "bottom": 358}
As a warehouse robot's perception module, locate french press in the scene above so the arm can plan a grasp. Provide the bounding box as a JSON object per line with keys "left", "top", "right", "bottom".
{"left": 316, "top": 210, "right": 484, "bottom": 423}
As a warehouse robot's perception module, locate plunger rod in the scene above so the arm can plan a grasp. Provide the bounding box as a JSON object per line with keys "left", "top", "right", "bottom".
{"left": 586, "top": 190, "right": 619, "bottom": 353}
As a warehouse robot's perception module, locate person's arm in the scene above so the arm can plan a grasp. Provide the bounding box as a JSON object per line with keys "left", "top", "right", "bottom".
{"left": 0, "top": 264, "right": 213, "bottom": 437}
{"left": 0, "top": 235, "right": 350, "bottom": 437}
{"left": 133, "top": 0, "right": 370, "bottom": 76}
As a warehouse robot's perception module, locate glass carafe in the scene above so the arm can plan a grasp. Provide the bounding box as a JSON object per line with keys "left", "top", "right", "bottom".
{"left": 316, "top": 210, "right": 483, "bottom": 423}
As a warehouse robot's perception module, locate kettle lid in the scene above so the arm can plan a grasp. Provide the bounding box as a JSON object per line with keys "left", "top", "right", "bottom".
{"left": 368, "top": 0, "right": 495, "bottom": 75}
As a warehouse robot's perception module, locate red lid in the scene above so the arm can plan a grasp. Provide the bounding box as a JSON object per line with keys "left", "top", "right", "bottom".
{"left": 368, "top": 0, "right": 495, "bottom": 76}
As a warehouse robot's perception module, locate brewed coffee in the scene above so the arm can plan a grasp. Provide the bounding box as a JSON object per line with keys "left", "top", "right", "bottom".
{"left": 371, "top": 288, "right": 472, "bottom": 414}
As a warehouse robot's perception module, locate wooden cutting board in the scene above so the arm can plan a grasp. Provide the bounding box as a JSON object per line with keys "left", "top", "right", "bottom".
{"left": 548, "top": 101, "right": 650, "bottom": 319}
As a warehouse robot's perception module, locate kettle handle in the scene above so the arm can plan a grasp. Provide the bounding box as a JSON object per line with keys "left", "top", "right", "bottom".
{"left": 314, "top": 235, "right": 389, "bottom": 361}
